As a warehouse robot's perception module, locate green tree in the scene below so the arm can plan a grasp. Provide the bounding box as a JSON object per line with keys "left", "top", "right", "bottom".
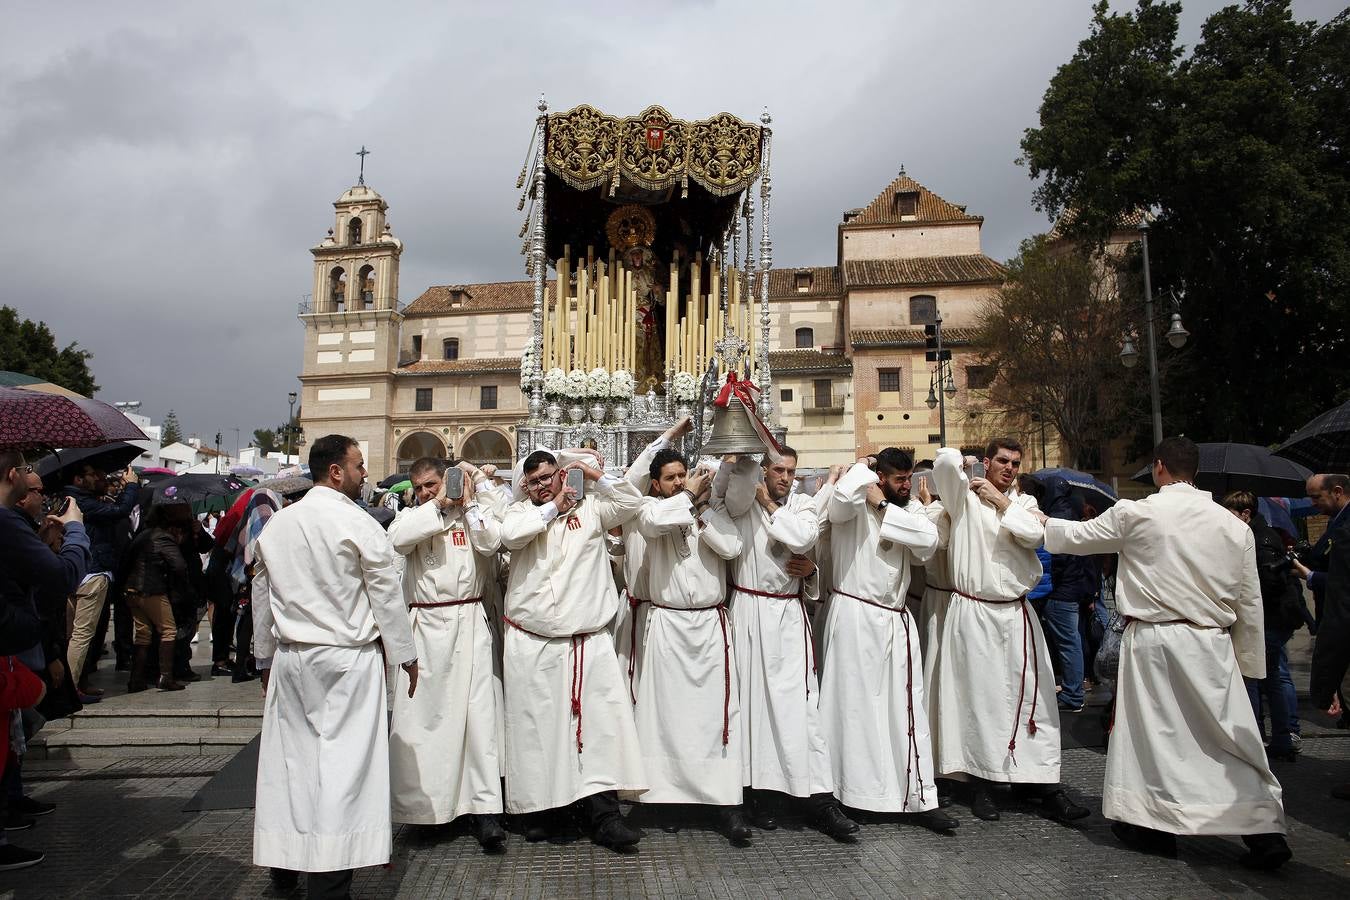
{"left": 0, "top": 305, "right": 99, "bottom": 396}
{"left": 1020, "top": 1, "right": 1350, "bottom": 444}
{"left": 161, "top": 410, "right": 184, "bottom": 446}
{"left": 252, "top": 429, "right": 278, "bottom": 454}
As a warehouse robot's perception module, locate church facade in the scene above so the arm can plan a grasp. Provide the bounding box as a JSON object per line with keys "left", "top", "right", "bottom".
{"left": 296, "top": 171, "right": 1008, "bottom": 479}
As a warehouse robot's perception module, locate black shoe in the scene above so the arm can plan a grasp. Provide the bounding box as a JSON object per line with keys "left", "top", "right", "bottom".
{"left": 210, "top": 663, "right": 234, "bottom": 677}
{"left": 908, "top": 808, "right": 960, "bottom": 833}
{"left": 1240, "top": 833, "right": 1292, "bottom": 870}
{"left": 1267, "top": 747, "right": 1298, "bottom": 763}
{"left": 592, "top": 816, "right": 640, "bottom": 852}
{"left": 1058, "top": 702, "right": 1085, "bottom": 714}
{"left": 15, "top": 796, "right": 55, "bottom": 817}
{"left": 269, "top": 867, "right": 300, "bottom": 890}
{"left": 970, "top": 786, "right": 1000, "bottom": 822}
{"left": 175, "top": 669, "right": 202, "bottom": 683}
{"left": 1111, "top": 821, "right": 1177, "bottom": 857}
{"left": 0, "top": 843, "right": 44, "bottom": 871}
{"left": 718, "top": 807, "right": 753, "bottom": 845}
{"left": 475, "top": 814, "right": 507, "bottom": 853}
{"left": 3, "top": 813, "right": 35, "bottom": 832}
{"left": 1040, "top": 789, "right": 1091, "bottom": 823}
{"left": 231, "top": 671, "right": 257, "bottom": 683}
{"left": 748, "top": 799, "right": 778, "bottom": 831}
{"left": 937, "top": 791, "right": 954, "bottom": 809}
{"left": 813, "top": 805, "right": 860, "bottom": 842}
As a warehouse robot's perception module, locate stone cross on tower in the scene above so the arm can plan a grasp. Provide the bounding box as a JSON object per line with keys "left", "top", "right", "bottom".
{"left": 356, "top": 145, "right": 371, "bottom": 185}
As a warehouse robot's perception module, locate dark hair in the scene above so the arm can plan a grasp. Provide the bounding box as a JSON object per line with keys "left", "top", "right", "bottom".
{"left": 1153, "top": 436, "right": 1199, "bottom": 480}
{"left": 408, "top": 456, "right": 447, "bottom": 479}
{"left": 1221, "top": 489, "right": 1257, "bottom": 516}
{"left": 522, "top": 450, "right": 557, "bottom": 476}
{"left": 763, "top": 445, "right": 798, "bottom": 466}
{"left": 0, "top": 449, "right": 21, "bottom": 479}
{"left": 1317, "top": 473, "right": 1350, "bottom": 493}
{"left": 1016, "top": 473, "right": 1046, "bottom": 504}
{"left": 985, "top": 437, "right": 1022, "bottom": 460}
{"left": 875, "top": 447, "right": 913, "bottom": 476}
{"left": 913, "top": 458, "right": 934, "bottom": 471}
{"left": 308, "top": 434, "right": 359, "bottom": 482}
{"left": 649, "top": 448, "right": 687, "bottom": 483}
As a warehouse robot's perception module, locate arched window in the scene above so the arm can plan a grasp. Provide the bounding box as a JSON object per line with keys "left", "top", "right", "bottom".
{"left": 794, "top": 327, "right": 814, "bottom": 349}
{"left": 357, "top": 264, "right": 376, "bottom": 309}
{"left": 329, "top": 267, "right": 347, "bottom": 312}
{"left": 442, "top": 338, "right": 459, "bottom": 361}
{"left": 347, "top": 216, "right": 363, "bottom": 246}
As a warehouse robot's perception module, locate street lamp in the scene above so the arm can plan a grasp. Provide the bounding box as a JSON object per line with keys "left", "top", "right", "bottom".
{"left": 1119, "top": 334, "right": 1139, "bottom": 369}
{"left": 925, "top": 382, "right": 938, "bottom": 410}
{"left": 942, "top": 370, "right": 957, "bottom": 399}
{"left": 1165, "top": 312, "right": 1190, "bottom": 349}
{"left": 1118, "top": 220, "right": 1189, "bottom": 445}
{"left": 285, "top": 391, "right": 298, "bottom": 461}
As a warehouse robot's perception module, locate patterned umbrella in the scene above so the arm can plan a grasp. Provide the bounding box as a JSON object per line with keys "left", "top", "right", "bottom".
{"left": 255, "top": 475, "right": 313, "bottom": 497}
{"left": 1273, "top": 401, "right": 1350, "bottom": 474}
{"left": 150, "top": 473, "right": 251, "bottom": 514}
{"left": 1132, "top": 442, "right": 1313, "bottom": 497}
{"left": 0, "top": 386, "right": 148, "bottom": 451}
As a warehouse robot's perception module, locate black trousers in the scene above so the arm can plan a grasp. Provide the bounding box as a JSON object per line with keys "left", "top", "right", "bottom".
{"left": 308, "top": 869, "right": 353, "bottom": 899}
{"left": 210, "top": 597, "right": 234, "bottom": 664}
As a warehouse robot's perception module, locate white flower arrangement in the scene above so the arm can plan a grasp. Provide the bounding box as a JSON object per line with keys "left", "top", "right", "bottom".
{"left": 543, "top": 367, "right": 566, "bottom": 398}
{"left": 519, "top": 350, "right": 534, "bottom": 390}
{"left": 609, "top": 369, "right": 635, "bottom": 400}
{"left": 587, "top": 367, "right": 610, "bottom": 398}
{"left": 565, "top": 368, "right": 588, "bottom": 400}
{"left": 672, "top": 371, "right": 698, "bottom": 402}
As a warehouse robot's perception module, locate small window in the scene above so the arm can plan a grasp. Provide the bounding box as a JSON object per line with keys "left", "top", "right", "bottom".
{"left": 443, "top": 338, "right": 459, "bottom": 361}
{"left": 780, "top": 388, "right": 794, "bottom": 403}
{"left": 795, "top": 327, "right": 814, "bottom": 349}
{"left": 794, "top": 272, "right": 813, "bottom": 292}
{"left": 411, "top": 335, "right": 423, "bottom": 357}
{"left": 813, "top": 379, "right": 832, "bottom": 408}
{"left": 878, "top": 369, "right": 900, "bottom": 393}
{"left": 480, "top": 385, "right": 498, "bottom": 410}
{"left": 348, "top": 216, "right": 363, "bottom": 245}
{"left": 909, "top": 295, "right": 937, "bottom": 326}
{"left": 893, "top": 191, "right": 919, "bottom": 218}
{"left": 928, "top": 434, "right": 943, "bottom": 444}
{"left": 415, "top": 388, "right": 432, "bottom": 412}
{"left": 966, "top": 365, "right": 994, "bottom": 389}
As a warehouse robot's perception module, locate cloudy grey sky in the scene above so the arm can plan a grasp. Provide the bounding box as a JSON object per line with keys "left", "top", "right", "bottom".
{"left": 3, "top": 0, "right": 1341, "bottom": 446}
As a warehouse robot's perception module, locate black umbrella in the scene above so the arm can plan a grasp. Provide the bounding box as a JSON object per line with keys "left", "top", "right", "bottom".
{"left": 378, "top": 471, "right": 411, "bottom": 489}
{"left": 1273, "top": 401, "right": 1350, "bottom": 474}
{"left": 1131, "top": 442, "right": 1313, "bottom": 498}
{"left": 35, "top": 441, "right": 145, "bottom": 491}
{"left": 150, "top": 473, "right": 251, "bottom": 513}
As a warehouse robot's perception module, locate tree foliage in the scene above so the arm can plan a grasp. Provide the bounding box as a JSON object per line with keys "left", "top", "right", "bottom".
{"left": 973, "top": 236, "right": 1147, "bottom": 468}
{"left": 252, "top": 429, "right": 278, "bottom": 454}
{"left": 0, "top": 306, "right": 99, "bottom": 396}
{"left": 1020, "top": 0, "right": 1350, "bottom": 444}
{"left": 160, "top": 410, "right": 184, "bottom": 447}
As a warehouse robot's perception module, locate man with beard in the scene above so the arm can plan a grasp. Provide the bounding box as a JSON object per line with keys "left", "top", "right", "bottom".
{"left": 628, "top": 449, "right": 749, "bottom": 843}
{"left": 929, "top": 440, "right": 1088, "bottom": 825}
{"left": 251, "top": 435, "right": 418, "bottom": 897}
{"left": 386, "top": 457, "right": 506, "bottom": 853}
{"left": 499, "top": 450, "right": 646, "bottom": 852}
{"left": 818, "top": 449, "right": 957, "bottom": 833}
{"left": 721, "top": 447, "right": 858, "bottom": 841}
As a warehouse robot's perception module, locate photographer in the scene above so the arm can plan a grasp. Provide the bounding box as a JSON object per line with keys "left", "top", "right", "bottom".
{"left": 1292, "top": 474, "right": 1350, "bottom": 725}
{"left": 1222, "top": 491, "right": 1306, "bottom": 761}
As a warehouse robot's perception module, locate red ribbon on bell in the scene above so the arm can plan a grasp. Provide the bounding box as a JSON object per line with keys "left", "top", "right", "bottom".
{"left": 714, "top": 371, "right": 760, "bottom": 408}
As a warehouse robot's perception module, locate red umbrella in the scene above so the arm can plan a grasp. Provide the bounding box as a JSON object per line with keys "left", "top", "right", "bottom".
{"left": 0, "top": 386, "right": 148, "bottom": 451}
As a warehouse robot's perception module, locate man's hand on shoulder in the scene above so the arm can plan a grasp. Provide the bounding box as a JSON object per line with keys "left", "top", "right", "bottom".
{"left": 969, "top": 477, "right": 1010, "bottom": 512}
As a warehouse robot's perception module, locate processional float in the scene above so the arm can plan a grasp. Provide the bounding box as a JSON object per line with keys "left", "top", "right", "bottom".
{"left": 513, "top": 98, "right": 781, "bottom": 466}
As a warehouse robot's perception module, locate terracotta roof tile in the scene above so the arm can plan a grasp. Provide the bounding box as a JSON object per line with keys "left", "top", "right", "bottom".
{"left": 850, "top": 327, "right": 981, "bottom": 346}
{"left": 767, "top": 349, "right": 852, "bottom": 372}
{"left": 844, "top": 255, "right": 1005, "bottom": 287}
{"left": 844, "top": 173, "right": 982, "bottom": 227}
{"left": 399, "top": 357, "right": 522, "bottom": 375}
{"left": 403, "top": 281, "right": 550, "bottom": 317}
{"left": 766, "top": 266, "right": 842, "bottom": 299}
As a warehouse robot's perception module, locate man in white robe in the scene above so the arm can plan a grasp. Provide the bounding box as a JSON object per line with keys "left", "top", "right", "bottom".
{"left": 819, "top": 451, "right": 958, "bottom": 833}
{"left": 722, "top": 446, "right": 859, "bottom": 841}
{"left": 628, "top": 449, "right": 750, "bottom": 842}
{"left": 499, "top": 450, "right": 646, "bottom": 851}
{"left": 1041, "top": 436, "right": 1290, "bottom": 869}
{"left": 929, "top": 440, "right": 1088, "bottom": 824}
{"left": 386, "top": 457, "right": 506, "bottom": 852}
{"left": 252, "top": 435, "right": 418, "bottom": 898}
{"left": 913, "top": 472, "right": 957, "bottom": 808}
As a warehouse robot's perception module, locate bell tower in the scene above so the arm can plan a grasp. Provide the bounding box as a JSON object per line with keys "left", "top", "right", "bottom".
{"left": 310, "top": 183, "right": 402, "bottom": 313}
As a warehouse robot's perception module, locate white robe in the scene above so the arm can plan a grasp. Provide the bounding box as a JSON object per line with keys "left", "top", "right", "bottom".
{"left": 251, "top": 486, "right": 416, "bottom": 872}
{"left": 1044, "top": 482, "right": 1285, "bottom": 835}
{"left": 722, "top": 460, "right": 832, "bottom": 797}
{"left": 613, "top": 435, "right": 665, "bottom": 699}
{"left": 917, "top": 503, "right": 955, "bottom": 762}
{"left": 929, "top": 449, "right": 1060, "bottom": 784}
{"left": 499, "top": 476, "right": 646, "bottom": 814}
{"left": 386, "top": 498, "right": 505, "bottom": 824}
{"left": 819, "top": 463, "right": 939, "bottom": 812}
{"left": 629, "top": 493, "right": 743, "bottom": 805}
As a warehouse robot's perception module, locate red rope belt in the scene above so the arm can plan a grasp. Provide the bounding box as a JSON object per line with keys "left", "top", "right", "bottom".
{"left": 628, "top": 596, "right": 732, "bottom": 745}
{"left": 502, "top": 614, "right": 594, "bottom": 754}
{"left": 834, "top": 589, "right": 925, "bottom": 810}
{"left": 409, "top": 596, "right": 482, "bottom": 609}
{"left": 952, "top": 588, "right": 1039, "bottom": 764}
{"left": 733, "top": 583, "right": 815, "bottom": 698}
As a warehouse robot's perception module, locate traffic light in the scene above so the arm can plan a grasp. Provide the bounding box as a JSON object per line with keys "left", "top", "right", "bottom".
{"left": 924, "top": 324, "right": 950, "bottom": 363}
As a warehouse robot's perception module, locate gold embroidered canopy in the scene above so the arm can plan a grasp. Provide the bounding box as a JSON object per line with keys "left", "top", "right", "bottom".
{"left": 545, "top": 104, "right": 762, "bottom": 199}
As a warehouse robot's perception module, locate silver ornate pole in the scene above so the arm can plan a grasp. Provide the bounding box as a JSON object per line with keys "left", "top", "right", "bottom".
{"left": 756, "top": 109, "right": 774, "bottom": 420}
{"left": 527, "top": 96, "right": 548, "bottom": 424}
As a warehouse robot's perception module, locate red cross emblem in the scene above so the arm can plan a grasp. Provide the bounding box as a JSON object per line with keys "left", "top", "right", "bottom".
{"left": 566, "top": 515, "right": 581, "bottom": 531}
{"left": 452, "top": 530, "right": 466, "bottom": 546}
{"left": 646, "top": 126, "right": 664, "bottom": 151}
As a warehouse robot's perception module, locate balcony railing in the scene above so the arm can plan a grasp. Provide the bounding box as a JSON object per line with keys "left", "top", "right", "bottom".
{"left": 803, "top": 391, "right": 848, "bottom": 414}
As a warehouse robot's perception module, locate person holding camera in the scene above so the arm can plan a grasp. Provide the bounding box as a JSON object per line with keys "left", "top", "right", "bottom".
{"left": 385, "top": 456, "right": 507, "bottom": 853}
{"left": 1222, "top": 490, "right": 1306, "bottom": 762}
{"left": 1293, "top": 474, "right": 1350, "bottom": 732}
{"left": 499, "top": 449, "right": 645, "bottom": 852}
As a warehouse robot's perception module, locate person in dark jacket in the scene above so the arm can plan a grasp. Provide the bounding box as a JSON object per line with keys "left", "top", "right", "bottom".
{"left": 1293, "top": 475, "right": 1350, "bottom": 725}
{"left": 1223, "top": 491, "right": 1306, "bottom": 761}
{"left": 122, "top": 507, "right": 189, "bottom": 692}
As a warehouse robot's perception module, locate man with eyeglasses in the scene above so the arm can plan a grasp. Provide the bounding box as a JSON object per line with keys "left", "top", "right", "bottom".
{"left": 499, "top": 449, "right": 645, "bottom": 852}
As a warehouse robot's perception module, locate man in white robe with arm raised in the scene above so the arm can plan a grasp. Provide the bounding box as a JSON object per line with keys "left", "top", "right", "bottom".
{"left": 499, "top": 449, "right": 646, "bottom": 852}
{"left": 386, "top": 456, "right": 507, "bottom": 852}
{"left": 929, "top": 438, "right": 1088, "bottom": 825}
{"left": 252, "top": 434, "right": 418, "bottom": 899}
{"left": 1039, "top": 436, "right": 1290, "bottom": 869}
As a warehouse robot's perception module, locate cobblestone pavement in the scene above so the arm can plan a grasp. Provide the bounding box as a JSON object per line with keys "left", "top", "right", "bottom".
{"left": 3, "top": 734, "right": 1347, "bottom": 900}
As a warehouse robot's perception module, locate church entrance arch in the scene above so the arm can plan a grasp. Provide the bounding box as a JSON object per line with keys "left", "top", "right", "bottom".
{"left": 395, "top": 431, "right": 447, "bottom": 473}
{"left": 459, "top": 428, "right": 513, "bottom": 468}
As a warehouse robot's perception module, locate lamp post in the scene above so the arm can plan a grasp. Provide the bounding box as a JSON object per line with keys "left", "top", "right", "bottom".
{"left": 285, "top": 391, "right": 298, "bottom": 461}
{"left": 924, "top": 312, "right": 958, "bottom": 447}
{"left": 1120, "top": 220, "right": 1188, "bottom": 446}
